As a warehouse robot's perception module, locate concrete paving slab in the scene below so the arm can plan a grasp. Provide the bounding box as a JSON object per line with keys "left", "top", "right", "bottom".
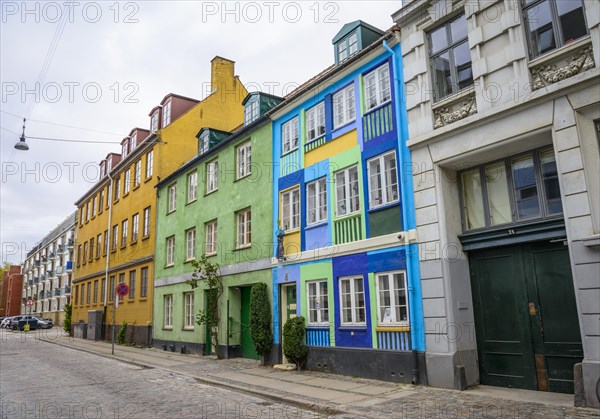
{"left": 464, "top": 385, "right": 574, "bottom": 408}
{"left": 299, "top": 377, "right": 369, "bottom": 391}
{"left": 268, "top": 372, "right": 321, "bottom": 383}
{"left": 289, "top": 384, "right": 364, "bottom": 402}
{"left": 350, "top": 384, "right": 399, "bottom": 396}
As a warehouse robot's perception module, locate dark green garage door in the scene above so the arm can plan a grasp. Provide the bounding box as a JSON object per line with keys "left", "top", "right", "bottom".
{"left": 469, "top": 241, "right": 583, "bottom": 393}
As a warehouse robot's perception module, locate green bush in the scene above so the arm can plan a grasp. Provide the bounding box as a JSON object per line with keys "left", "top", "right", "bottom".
{"left": 250, "top": 283, "right": 273, "bottom": 364}
{"left": 63, "top": 303, "right": 72, "bottom": 335}
{"left": 282, "top": 316, "right": 308, "bottom": 369}
{"left": 117, "top": 321, "right": 127, "bottom": 344}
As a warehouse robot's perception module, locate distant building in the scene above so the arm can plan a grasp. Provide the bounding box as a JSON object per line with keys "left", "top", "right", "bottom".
{"left": 71, "top": 57, "right": 248, "bottom": 346}
{"left": 394, "top": 0, "right": 599, "bottom": 407}
{"left": 20, "top": 213, "right": 76, "bottom": 324}
{"left": 1, "top": 266, "right": 24, "bottom": 317}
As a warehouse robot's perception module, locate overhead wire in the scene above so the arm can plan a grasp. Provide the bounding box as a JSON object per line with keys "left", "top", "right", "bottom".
{"left": 1, "top": 110, "right": 123, "bottom": 137}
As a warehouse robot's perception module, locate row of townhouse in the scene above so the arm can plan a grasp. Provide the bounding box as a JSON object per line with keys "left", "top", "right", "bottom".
{"left": 62, "top": 0, "right": 598, "bottom": 408}
{"left": 20, "top": 212, "right": 76, "bottom": 325}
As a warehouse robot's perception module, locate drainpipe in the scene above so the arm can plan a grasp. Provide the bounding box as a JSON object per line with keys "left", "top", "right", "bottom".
{"left": 104, "top": 171, "right": 114, "bottom": 340}
{"left": 383, "top": 37, "right": 420, "bottom": 385}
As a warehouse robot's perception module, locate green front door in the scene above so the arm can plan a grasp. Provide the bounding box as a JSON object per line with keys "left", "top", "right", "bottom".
{"left": 470, "top": 241, "right": 582, "bottom": 393}
{"left": 241, "top": 286, "right": 259, "bottom": 360}
{"left": 286, "top": 286, "right": 297, "bottom": 320}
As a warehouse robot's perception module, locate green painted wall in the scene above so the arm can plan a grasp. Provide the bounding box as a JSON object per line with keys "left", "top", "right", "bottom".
{"left": 154, "top": 122, "right": 274, "bottom": 346}
{"left": 299, "top": 261, "right": 335, "bottom": 345}
{"left": 369, "top": 205, "right": 402, "bottom": 237}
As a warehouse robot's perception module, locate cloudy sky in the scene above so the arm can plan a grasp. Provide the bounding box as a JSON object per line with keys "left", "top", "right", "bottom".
{"left": 0, "top": 1, "right": 401, "bottom": 264}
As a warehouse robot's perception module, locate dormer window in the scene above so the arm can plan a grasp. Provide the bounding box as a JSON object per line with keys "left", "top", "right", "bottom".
{"left": 150, "top": 113, "right": 159, "bottom": 133}
{"left": 244, "top": 99, "right": 259, "bottom": 125}
{"left": 121, "top": 141, "right": 129, "bottom": 158}
{"left": 338, "top": 32, "right": 358, "bottom": 63}
{"left": 107, "top": 158, "right": 112, "bottom": 172}
{"left": 199, "top": 131, "right": 209, "bottom": 154}
{"left": 130, "top": 134, "right": 137, "bottom": 151}
{"left": 100, "top": 161, "right": 106, "bottom": 177}
{"left": 162, "top": 101, "right": 172, "bottom": 127}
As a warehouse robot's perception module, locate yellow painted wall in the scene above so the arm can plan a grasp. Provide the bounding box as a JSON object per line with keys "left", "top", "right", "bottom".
{"left": 304, "top": 129, "right": 358, "bottom": 167}
{"left": 72, "top": 57, "right": 247, "bottom": 325}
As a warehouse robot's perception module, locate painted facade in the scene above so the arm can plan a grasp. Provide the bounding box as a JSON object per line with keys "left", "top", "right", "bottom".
{"left": 270, "top": 21, "right": 426, "bottom": 383}
{"left": 72, "top": 57, "right": 248, "bottom": 346}
{"left": 20, "top": 212, "right": 76, "bottom": 325}
{"left": 395, "top": 0, "right": 600, "bottom": 406}
{"left": 153, "top": 93, "right": 281, "bottom": 357}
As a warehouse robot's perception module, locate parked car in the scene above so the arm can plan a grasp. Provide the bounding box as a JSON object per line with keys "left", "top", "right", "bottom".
{"left": 1, "top": 316, "right": 15, "bottom": 328}
{"left": 9, "top": 316, "right": 38, "bottom": 331}
{"left": 34, "top": 317, "right": 53, "bottom": 329}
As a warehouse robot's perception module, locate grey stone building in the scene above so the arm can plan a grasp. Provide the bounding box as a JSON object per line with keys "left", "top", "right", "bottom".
{"left": 21, "top": 212, "right": 76, "bottom": 325}
{"left": 394, "top": 0, "right": 599, "bottom": 407}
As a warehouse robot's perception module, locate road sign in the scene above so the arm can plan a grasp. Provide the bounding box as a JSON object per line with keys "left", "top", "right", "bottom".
{"left": 116, "top": 282, "right": 129, "bottom": 297}
{"left": 26, "top": 298, "right": 34, "bottom": 307}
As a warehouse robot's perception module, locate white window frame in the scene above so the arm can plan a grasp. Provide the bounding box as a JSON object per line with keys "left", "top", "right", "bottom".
{"left": 307, "top": 280, "right": 329, "bottom": 326}
{"left": 130, "top": 134, "right": 137, "bottom": 151}
{"left": 199, "top": 132, "right": 209, "bottom": 154}
{"left": 131, "top": 213, "right": 139, "bottom": 242}
{"left": 96, "top": 234, "right": 102, "bottom": 258}
{"left": 281, "top": 187, "right": 300, "bottom": 231}
{"left": 121, "top": 142, "right": 129, "bottom": 158}
{"left": 92, "top": 197, "right": 97, "bottom": 217}
{"left": 185, "top": 228, "right": 196, "bottom": 261}
{"left": 166, "top": 236, "right": 175, "bottom": 267}
{"left": 236, "top": 209, "right": 251, "bottom": 248}
{"left": 114, "top": 177, "right": 120, "bottom": 201}
{"left": 333, "top": 84, "right": 355, "bottom": 129}
{"left": 237, "top": 141, "right": 251, "bottom": 179}
{"left": 282, "top": 117, "right": 299, "bottom": 155}
{"left": 306, "top": 178, "right": 327, "bottom": 225}
{"left": 205, "top": 220, "right": 218, "bottom": 255}
{"left": 124, "top": 170, "right": 131, "bottom": 194}
{"left": 306, "top": 102, "right": 325, "bottom": 143}
{"left": 364, "top": 63, "right": 391, "bottom": 111}
{"left": 112, "top": 225, "right": 118, "bottom": 251}
{"left": 150, "top": 113, "right": 158, "bottom": 133}
{"left": 164, "top": 295, "right": 173, "bottom": 328}
{"left": 244, "top": 99, "right": 259, "bottom": 125}
{"left": 375, "top": 271, "right": 409, "bottom": 326}
{"left": 335, "top": 165, "right": 360, "bottom": 217}
{"left": 168, "top": 184, "right": 177, "bottom": 213}
{"left": 367, "top": 150, "right": 399, "bottom": 209}
{"left": 134, "top": 160, "right": 141, "bottom": 187}
{"left": 146, "top": 151, "right": 153, "bottom": 178}
{"left": 143, "top": 207, "right": 151, "bottom": 237}
{"left": 339, "top": 276, "right": 366, "bottom": 326}
{"left": 162, "top": 101, "right": 171, "bottom": 127}
{"left": 187, "top": 171, "right": 198, "bottom": 202}
{"left": 184, "top": 292, "right": 195, "bottom": 329}
{"left": 121, "top": 219, "right": 128, "bottom": 247}
{"left": 86, "top": 202, "right": 90, "bottom": 221}
{"left": 206, "top": 160, "right": 218, "bottom": 193}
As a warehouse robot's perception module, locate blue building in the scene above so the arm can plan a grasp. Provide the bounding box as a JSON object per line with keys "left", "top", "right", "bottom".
{"left": 270, "top": 21, "right": 426, "bottom": 383}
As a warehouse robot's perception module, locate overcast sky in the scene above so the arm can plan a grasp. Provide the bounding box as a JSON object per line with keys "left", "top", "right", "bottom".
{"left": 0, "top": 1, "right": 401, "bottom": 264}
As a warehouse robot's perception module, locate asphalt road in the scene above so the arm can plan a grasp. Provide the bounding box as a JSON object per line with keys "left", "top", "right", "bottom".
{"left": 0, "top": 328, "right": 323, "bottom": 419}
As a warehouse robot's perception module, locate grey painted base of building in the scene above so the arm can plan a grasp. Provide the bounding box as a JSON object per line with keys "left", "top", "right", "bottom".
{"left": 72, "top": 321, "right": 151, "bottom": 347}
{"left": 426, "top": 350, "right": 479, "bottom": 390}
{"left": 153, "top": 338, "right": 205, "bottom": 355}
{"left": 304, "top": 346, "right": 428, "bottom": 385}
{"left": 576, "top": 361, "right": 600, "bottom": 408}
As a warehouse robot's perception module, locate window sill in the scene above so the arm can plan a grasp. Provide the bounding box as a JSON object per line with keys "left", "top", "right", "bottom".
{"left": 234, "top": 173, "right": 251, "bottom": 183}
{"left": 376, "top": 325, "right": 410, "bottom": 332}
{"left": 281, "top": 148, "right": 299, "bottom": 158}
{"left": 182, "top": 327, "right": 195, "bottom": 331}
{"left": 165, "top": 264, "right": 174, "bottom": 269}
{"left": 163, "top": 327, "right": 173, "bottom": 331}
{"left": 305, "top": 134, "right": 326, "bottom": 145}
{"left": 167, "top": 210, "right": 176, "bottom": 215}
{"left": 186, "top": 198, "right": 198, "bottom": 206}
{"left": 133, "top": 184, "right": 140, "bottom": 190}
{"left": 306, "top": 324, "right": 329, "bottom": 329}
{"left": 431, "top": 85, "right": 475, "bottom": 109}
{"left": 205, "top": 252, "right": 217, "bottom": 257}
{"left": 282, "top": 228, "right": 300, "bottom": 236}
{"left": 528, "top": 35, "right": 591, "bottom": 68}
{"left": 139, "top": 297, "right": 148, "bottom": 302}
{"left": 368, "top": 201, "right": 400, "bottom": 213}
{"left": 338, "top": 325, "right": 367, "bottom": 330}
{"left": 142, "top": 235, "right": 150, "bottom": 241}
{"left": 305, "top": 221, "right": 327, "bottom": 231}
{"left": 334, "top": 211, "right": 361, "bottom": 221}
{"left": 234, "top": 244, "right": 252, "bottom": 251}
{"left": 363, "top": 99, "right": 391, "bottom": 116}
{"left": 184, "top": 259, "right": 195, "bottom": 264}
{"left": 123, "top": 192, "right": 129, "bottom": 198}
{"left": 127, "top": 299, "right": 135, "bottom": 303}
{"left": 144, "top": 176, "right": 152, "bottom": 183}
{"left": 332, "top": 119, "right": 356, "bottom": 133}
{"left": 204, "top": 189, "right": 218, "bottom": 197}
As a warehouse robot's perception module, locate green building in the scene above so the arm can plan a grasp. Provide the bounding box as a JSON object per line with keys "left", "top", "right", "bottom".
{"left": 153, "top": 92, "right": 282, "bottom": 358}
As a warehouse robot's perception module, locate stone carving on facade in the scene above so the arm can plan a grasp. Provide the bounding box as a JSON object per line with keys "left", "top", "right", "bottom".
{"left": 433, "top": 95, "right": 477, "bottom": 129}
{"left": 531, "top": 45, "right": 595, "bottom": 90}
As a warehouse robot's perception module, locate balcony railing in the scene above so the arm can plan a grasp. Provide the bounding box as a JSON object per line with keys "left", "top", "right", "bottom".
{"left": 53, "top": 289, "right": 61, "bottom": 297}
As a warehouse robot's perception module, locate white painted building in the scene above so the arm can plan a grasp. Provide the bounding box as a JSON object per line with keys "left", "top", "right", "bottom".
{"left": 21, "top": 212, "right": 76, "bottom": 325}
{"left": 394, "top": 0, "right": 599, "bottom": 407}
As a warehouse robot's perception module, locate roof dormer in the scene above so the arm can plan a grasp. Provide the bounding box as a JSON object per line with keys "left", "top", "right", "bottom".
{"left": 332, "top": 20, "right": 384, "bottom": 65}
{"left": 196, "top": 128, "right": 231, "bottom": 155}
{"left": 242, "top": 92, "right": 283, "bottom": 126}
{"left": 149, "top": 106, "right": 161, "bottom": 133}
{"left": 120, "top": 137, "right": 130, "bottom": 158}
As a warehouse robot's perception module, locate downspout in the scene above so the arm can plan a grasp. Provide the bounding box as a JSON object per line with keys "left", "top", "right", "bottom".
{"left": 383, "top": 37, "right": 420, "bottom": 386}
{"left": 103, "top": 171, "right": 114, "bottom": 337}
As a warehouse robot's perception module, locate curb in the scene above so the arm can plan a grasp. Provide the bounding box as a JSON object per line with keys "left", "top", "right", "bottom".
{"left": 37, "top": 337, "right": 360, "bottom": 418}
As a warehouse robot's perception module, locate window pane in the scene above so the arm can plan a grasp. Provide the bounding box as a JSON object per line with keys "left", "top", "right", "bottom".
{"left": 512, "top": 155, "right": 541, "bottom": 219}
{"left": 430, "top": 25, "right": 448, "bottom": 54}
{"left": 453, "top": 42, "right": 473, "bottom": 90}
{"left": 450, "top": 15, "right": 468, "bottom": 42}
{"left": 485, "top": 163, "right": 511, "bottom": 226}
{"left": 461, "top": 169, "right": 485, "bottom": 229}
{"left": 432, "top": 52, "right": 452, "bottom": 99}
{"left": 526, "top": 0, "right": 556, "bottom": 57}
{"left": 556, "top": 0, "right": 587, "bottom": 44}
{"left": 369, "top": 159, "right": 382, "bottom": 207}
{"left": 539, "top": 148, "right": 563, "bottom": 215}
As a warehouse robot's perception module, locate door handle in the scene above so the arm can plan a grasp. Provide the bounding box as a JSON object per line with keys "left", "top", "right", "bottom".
{"left": 528, "top": 302, "right": 536, "bottom": 316}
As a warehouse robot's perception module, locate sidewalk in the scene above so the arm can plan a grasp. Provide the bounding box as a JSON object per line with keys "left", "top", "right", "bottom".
{"left": 38, "top": 331, "right": 599, "bottom": 419}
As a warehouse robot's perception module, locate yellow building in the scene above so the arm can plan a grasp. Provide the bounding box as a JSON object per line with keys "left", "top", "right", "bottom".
{"left": 72, "top": 57, "right": 247, "bottom": 345}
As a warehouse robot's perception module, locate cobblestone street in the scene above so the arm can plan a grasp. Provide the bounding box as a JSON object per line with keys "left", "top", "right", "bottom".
{"left": 0, "top": 330, "right": 323, "bottom": 418}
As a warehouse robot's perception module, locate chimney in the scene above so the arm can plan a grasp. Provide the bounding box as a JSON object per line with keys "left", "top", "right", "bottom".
{"left": 210, "top": 56, "right": 236, "bottom": 92}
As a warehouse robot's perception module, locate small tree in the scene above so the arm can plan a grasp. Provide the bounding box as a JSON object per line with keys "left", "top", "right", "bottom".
{"left": 283, "top": 316, "right": 308, "bottom": 369}
{"left": 250, "top": 283, "right": 273, "bottom": 365}
{"left": 117, "top": 321, "right": 127, "bottom": 344}
{"left": 186, "top": 255, "right": 223, "bottom": 357}
{"left": 63, "top": 303, "right": 72, "bottom": 336}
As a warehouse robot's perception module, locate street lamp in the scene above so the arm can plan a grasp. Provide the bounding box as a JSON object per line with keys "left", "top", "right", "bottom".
{"left": 14, "top": 118, "right": 29, "bottom": 151}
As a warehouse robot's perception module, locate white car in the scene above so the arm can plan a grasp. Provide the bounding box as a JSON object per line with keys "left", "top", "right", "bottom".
{"left": 0, "top": 317, "right": 15, "bottom": 328}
